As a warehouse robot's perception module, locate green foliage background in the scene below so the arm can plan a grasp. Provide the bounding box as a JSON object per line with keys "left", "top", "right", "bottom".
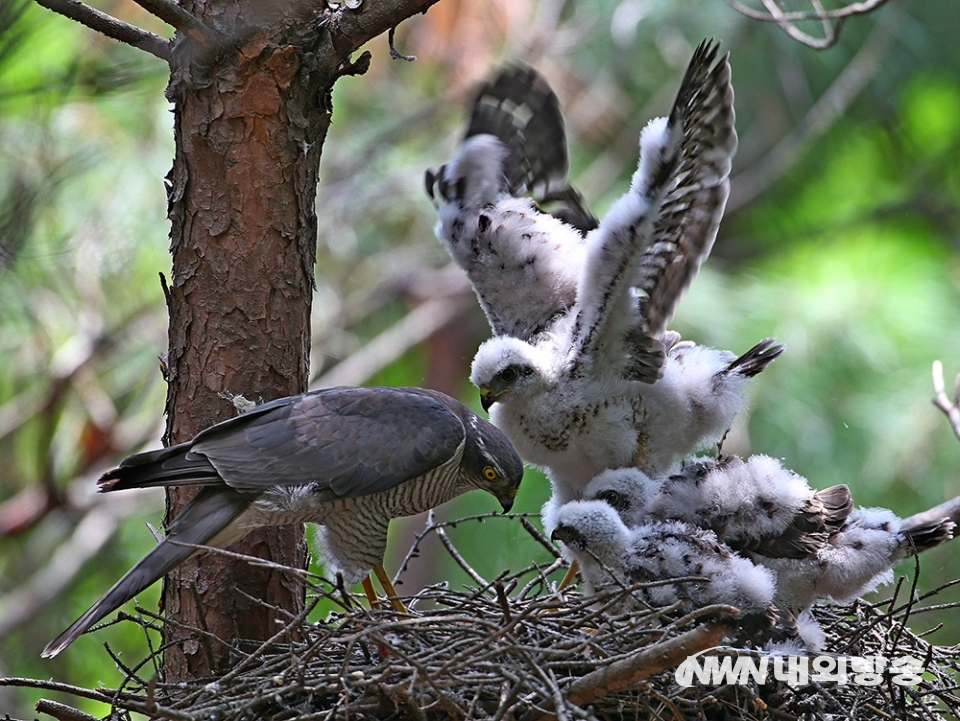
{"left": 1, "top": 0, "right": 959, "bottom": 716}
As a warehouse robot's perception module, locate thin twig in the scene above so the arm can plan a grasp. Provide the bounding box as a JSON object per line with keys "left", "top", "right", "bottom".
{"left": 433, "top": 512, "right": 488, "bottom": 588}
{"left": 32, "top": 0, "right": 170, "bottom": 60}
{"left": 728, "top": 3, "right": 900, "bottom": 210}
{"left": 388, "top": 25, "right": 415, "bottom": 62}
{"left": 932, "top": 360, "right": 960, "bottom": 442}
{"left": 128, "top": 0, "right": 220, "bottom": 46}
{"left": 727, "top": 0, "right": 889, "bottom": 24}
{"left": 312, "top": 293, "right": 472, "bottom": 388}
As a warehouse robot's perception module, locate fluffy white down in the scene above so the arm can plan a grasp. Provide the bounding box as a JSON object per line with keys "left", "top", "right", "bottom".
{"left": 650, "top": 455, "right": 812, "bottom": 542}
{"left": 815, "top": 507, "right": 900, "bottom": 603}
{"left": 438, "top": 134, "right": 508, "bottom": 211}
{"left": 762, "top": 507, "right": 904, "bottom": 610}
{"left": 551, "top": 500, "right": 633, "bottom": 595}
{"left": 636, "top": 345, "right": 749, "bottom": 473}
{"left": 585, "top": 456, "right": 815, "bottom": 548}
{"left": 584, "top": 467, "right": 660, "bottom": 525}
{"left": 470, "top": 336, "right": 559, "bottom": 389}
{"left": 627, "top": 520, "right": 776, "bottom": 611}
{"left": 471, "top": 334, "right": 646, "bottom": 500}
{"left": 796, "top": 610, "right": 826, "bottom": 652}
{"left": 634, "top": 117, "right": 672, "bottom": 197}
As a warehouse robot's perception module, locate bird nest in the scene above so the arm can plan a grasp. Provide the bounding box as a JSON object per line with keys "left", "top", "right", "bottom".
{"left": 58, "top": 514, "right": 960, "bottom": 721}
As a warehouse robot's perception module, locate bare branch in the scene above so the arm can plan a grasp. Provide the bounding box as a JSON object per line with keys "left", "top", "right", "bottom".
{"left": 931, "top": 360, "right": 960, "bottom": 442}
{"left": 728, "top": 0, "right": 889, "bottom": 23}
{"left": 0, "top": 678, "right": 113, "bottom": 705}
{"left": 312, "top": 293, "right": 473, "bottom": 388}
{"left": 0, "top": 500, "right": 125, "bottom": 640}
{"left": 902, "top": 496, "right": 960, "bottom": 533}
{"left": 432, "top": 510, "right": 489, "bottom": 588}
{"left": 760, "top": 0, "right": 837, "bottom": 49}
{"left": 32, "top": 0, "right": 170, "bottom": 61}
{"left": 317, "top": 0, "right": 443, "bottom": 67}
{"left": 521, "top": 622, "right": 731, "bottom": 721}
{"left": 127, "top": 0, "right": 220, "bottom": 46}
{"left": 727, "top": 0, "right": 891, "bottom": 48}
{"left": 35, "top": 699, "right": 98, "bottom": 721}
{"left": 388, "top": 25, "right": 416, "bottom": 62}
{"left": 728, "top": 5, "right": 899, "bottom": 210}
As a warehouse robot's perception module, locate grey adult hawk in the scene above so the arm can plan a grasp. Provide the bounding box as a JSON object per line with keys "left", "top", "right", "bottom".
{"left": 42, "top": 386, "right": 524, "bottom": 658}
{"left": 428, "top": 41, "right": 782, "bottom": 506}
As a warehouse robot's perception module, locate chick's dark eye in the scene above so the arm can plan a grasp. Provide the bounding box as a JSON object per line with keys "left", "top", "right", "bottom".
{"left": 598, "top": 490, "right": 624, "bottom": 509}
{"left": 498, "top": 366, "right": 518, "bottom": 384}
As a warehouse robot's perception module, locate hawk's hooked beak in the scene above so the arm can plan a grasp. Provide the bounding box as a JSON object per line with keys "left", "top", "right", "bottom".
{"left": 479, "top": 387, "right": 496, "bottom": 412}
{"left": 497, "top": 487, "right": 517, "bottom": 514}
{"left": 551, "top": 524, "right": 586, "bottom": 550}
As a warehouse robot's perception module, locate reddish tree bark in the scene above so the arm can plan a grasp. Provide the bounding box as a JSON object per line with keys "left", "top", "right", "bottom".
{"left": 33, "top": 0, "right": 443, "bottom": 684}
{"left": 158, "top": 0, "right": 442, "bottom": 681}
{"left": 159, "top": 12, "right": 321, "bottom": 679}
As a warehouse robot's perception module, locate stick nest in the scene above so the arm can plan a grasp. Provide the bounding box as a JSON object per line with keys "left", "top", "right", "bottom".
{"left": 83, "top": 514, "right": 960, "bottom": 721}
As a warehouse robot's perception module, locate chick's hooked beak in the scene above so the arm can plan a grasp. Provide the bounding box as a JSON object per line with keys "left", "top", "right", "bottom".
{"left": 479, "top": 387, "right": 496, "bottom": 412}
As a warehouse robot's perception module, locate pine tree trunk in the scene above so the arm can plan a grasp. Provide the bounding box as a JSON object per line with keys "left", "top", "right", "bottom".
{"left": 158, "top": 0, "right": 441, "bottom": 682}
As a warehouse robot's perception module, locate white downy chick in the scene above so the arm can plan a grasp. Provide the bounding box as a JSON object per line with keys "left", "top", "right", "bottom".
{"left": 584, "top": 457, "right": 851, "bottom": 560}
{"left": 766, "top": 507, "right": 955, "bottom": 611}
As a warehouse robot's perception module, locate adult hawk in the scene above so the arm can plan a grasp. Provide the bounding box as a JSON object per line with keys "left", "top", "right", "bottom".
{"left": 42, "top": 386, "right": 523, "bottom": 658}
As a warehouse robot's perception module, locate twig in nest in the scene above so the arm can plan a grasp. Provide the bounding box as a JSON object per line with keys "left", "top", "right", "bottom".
{"left": 431, "top": 509, "right": 488, "bottom": 587}
{"left": 35, "top": 698, "right": 98, "bottom": 721}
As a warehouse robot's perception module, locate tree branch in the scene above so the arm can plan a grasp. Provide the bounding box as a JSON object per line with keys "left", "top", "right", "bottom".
{"left": 312, "top": 293, "right": 472, "bottom": 389}
{"left": 727, "top": 0, "right": 890, "bottom": 24}
{"left": 32, "top": 0, "right": 170, "bottom": 61}
{"left": 760, "top": 0, "right": 837, "bottom": 49}
{"left": 902, "top": 495, "right": 960, "bottom": 533}
{"left": 127, "top": 0, "right": 221, "bottom": 47}
{"left": 318, "top": 0, "right": 441, "bottom": 67}
{"left": 728, "top": 4, "right": 899, "bottom": 210}
{"left": 35, "top": 699, "right": 98, "bottom": 721}
{"left": 521, "top": 622, "right": 731, "bottom": 721}
{"left": 931, "top": 360, "right": 960, "bottom": 442}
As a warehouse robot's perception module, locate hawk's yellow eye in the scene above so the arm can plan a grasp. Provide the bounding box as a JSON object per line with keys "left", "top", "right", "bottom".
{"left": 483, "top": 466, "right": 499, "bottom": 481}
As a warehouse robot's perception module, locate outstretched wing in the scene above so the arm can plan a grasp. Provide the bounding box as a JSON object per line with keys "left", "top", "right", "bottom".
{"left": 427, "top": 65, "right": 593, "bottom": 340}
{"left": 465, "top": 63, "right": 570, "bottom": 200}
{"left": 635, "top": 42, "right": 737, "bottom": 337}
{"left": 101, "top": 387, "right": 467, "bottom": 500}
{"left": 570, "top": 40, "right": 736, "bottom": 376}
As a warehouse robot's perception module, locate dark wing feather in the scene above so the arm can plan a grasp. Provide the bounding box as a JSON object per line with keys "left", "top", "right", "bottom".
{"left": 99, "top": 443, "right": 220, "bottom": 491}
{"left": 633, "top": 40, "right": 737, "bottom": 346}
{"left": 571, "top": 40, "right": 734, "bottom": 370}
{"left": 466, "top": 63, "right": 570, "bottom": 199}
{"left": 41, "top": 487, "right": 249, "bottom": 658}
{"left": 100, "top": 387, "right": 466, "bottom": 499}
{"left": 466, "top": 64, "right": 598, "bottom": 232}
{"left": 899, "top": 517, "right": 956, "bottom": 557}
{"left": 729, "top": 485, "right": 853, "bottom": 560}
{"left": 193, "top": 386, "right": 466, "bottom": 497}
